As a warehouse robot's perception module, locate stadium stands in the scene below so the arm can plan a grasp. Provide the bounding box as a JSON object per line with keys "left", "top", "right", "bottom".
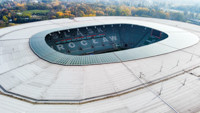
{"left": 45, "top": 24, "right": 167, "bottom": 55}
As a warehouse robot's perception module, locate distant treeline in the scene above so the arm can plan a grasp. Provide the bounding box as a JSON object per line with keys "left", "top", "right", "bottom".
{"left": 171, "top": 5, "right": 200, "bottom": 14}
{"left": 0, "top": 1, "right": 194, "bottom": 27}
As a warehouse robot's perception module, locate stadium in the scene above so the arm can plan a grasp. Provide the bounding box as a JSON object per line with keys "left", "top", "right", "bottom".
{"left": 1, "top": 16, "right": 200, "bottom": 113}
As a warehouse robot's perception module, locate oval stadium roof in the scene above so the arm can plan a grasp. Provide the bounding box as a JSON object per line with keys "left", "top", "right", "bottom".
{"left": 29, "top": 20, "right": 198, "bottom": 65}
{"left": 0, "top": 16, "right": 200, "bottom": 113}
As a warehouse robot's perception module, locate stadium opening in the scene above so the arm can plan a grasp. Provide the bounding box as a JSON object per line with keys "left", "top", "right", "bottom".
{"left": 45, "top": 24, "right": 168, "bottom": 55}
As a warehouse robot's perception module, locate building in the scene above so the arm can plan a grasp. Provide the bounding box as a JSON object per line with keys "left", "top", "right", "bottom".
{"left": 0, "top": 16, "right": 200, "bottom": 113}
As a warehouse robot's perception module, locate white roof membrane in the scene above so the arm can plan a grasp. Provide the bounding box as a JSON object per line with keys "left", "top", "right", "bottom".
{"left": 0, "top": 16, "right": 200, "bottom": 113}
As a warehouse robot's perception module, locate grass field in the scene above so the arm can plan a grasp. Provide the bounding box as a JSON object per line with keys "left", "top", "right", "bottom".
{"left": 22, "top": 10, "right": 50, "bottom": 15}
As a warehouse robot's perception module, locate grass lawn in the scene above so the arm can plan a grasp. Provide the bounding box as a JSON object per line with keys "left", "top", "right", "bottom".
{"left": 22, "top": 10, "right": 50, "bottom": 15}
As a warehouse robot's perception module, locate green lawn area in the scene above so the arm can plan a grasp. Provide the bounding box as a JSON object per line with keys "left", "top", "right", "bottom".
{"left": 22, "top": 10, "right": 50, "bottom": 15}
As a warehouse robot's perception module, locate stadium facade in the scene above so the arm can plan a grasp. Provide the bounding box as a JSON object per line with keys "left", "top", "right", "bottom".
{"left": 0, "top": 16, "right": 200, "bottom": 113}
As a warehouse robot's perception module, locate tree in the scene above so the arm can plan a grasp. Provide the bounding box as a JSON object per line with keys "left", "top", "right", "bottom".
{"left": 3, "top": 16, "right": 8, "bottom": 23}
{"left": 96, "top": 11, "right": 104, "bottom": 16}
{"left": 105, "top": 7, "right": 115, "bottom": 16}
{"left": 0, "top": 20, "right": 5, "bottom": 27}
{"left": 120, "top": 5, "right": 131, "bottom": 16}
{"left": 115, "top": 7, "right": 121, "bottom": 16}
{"left": 170, "top": 12, "right": 185, "bottom": 21}
{"left": 56, "top": 11, "right": 64, "bottom": 17}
